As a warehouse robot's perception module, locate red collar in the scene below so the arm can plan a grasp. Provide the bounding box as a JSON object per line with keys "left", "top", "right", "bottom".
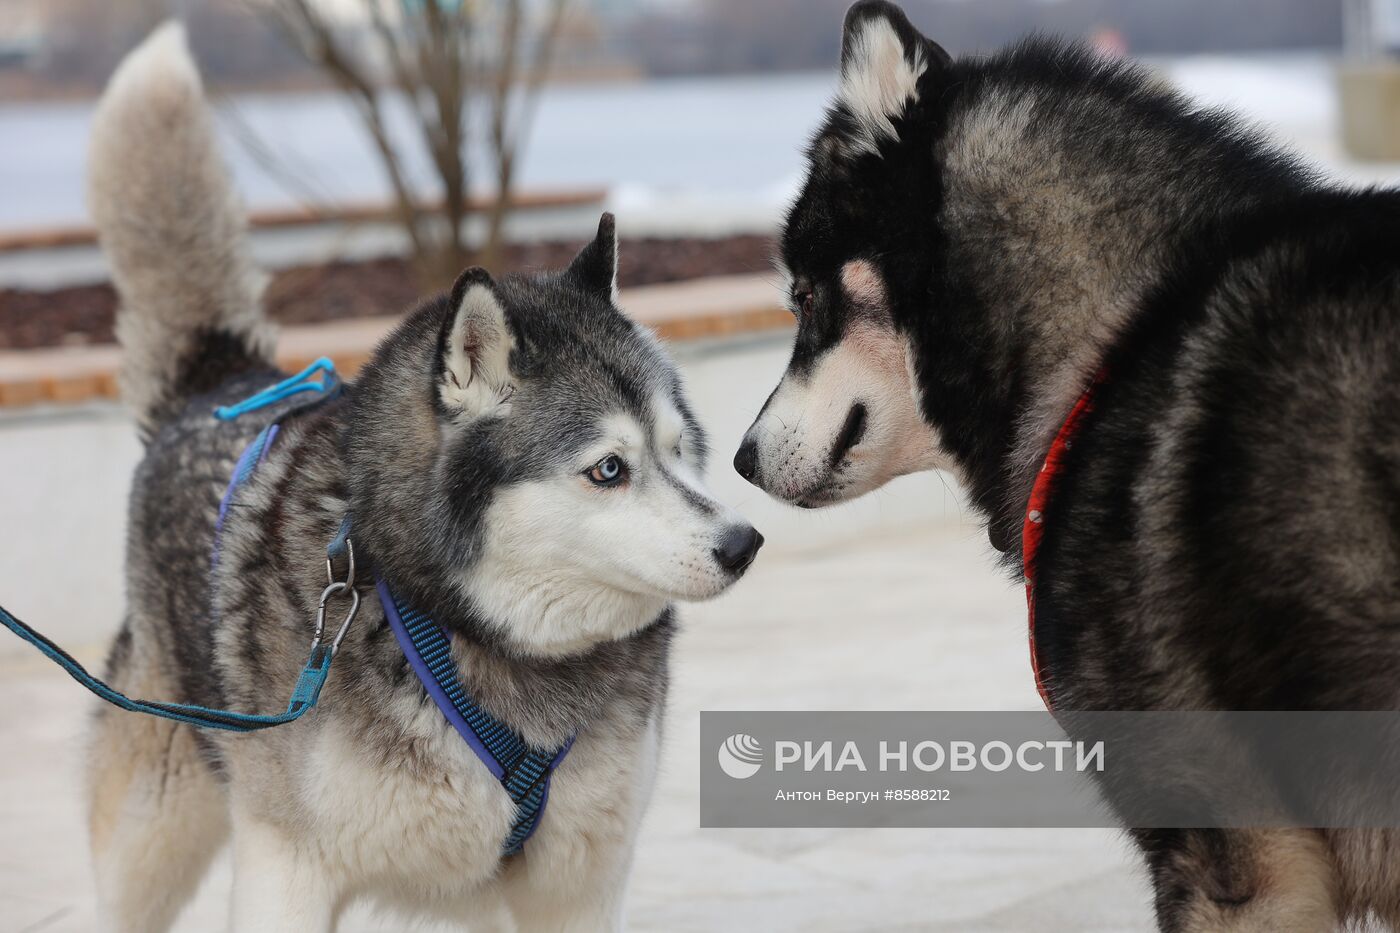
{"left": 1022, "top": 369, "right": 1108, "bottom": 711}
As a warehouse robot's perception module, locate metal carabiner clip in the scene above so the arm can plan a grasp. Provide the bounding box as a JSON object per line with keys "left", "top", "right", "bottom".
{"left": 313, "top": 581, "right": 360, "bottom": 657}
{"left": 312, "top": 535, "right": 358, "bottom": 658}
{"left": 325, "top": 537, "right": 357, "bottom": 591}
{"left": 315, "top": 529, "right": 361, "bottom": 652}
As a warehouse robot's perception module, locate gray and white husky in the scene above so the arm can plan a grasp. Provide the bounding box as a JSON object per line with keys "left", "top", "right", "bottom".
{"left": 85, "top": 24, "right": 760, "bottom": 932}
{"left": 736, "top": 1, "right": 1400, "bottom": 930}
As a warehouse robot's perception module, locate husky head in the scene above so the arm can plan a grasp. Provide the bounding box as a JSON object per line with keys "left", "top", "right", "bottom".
{"left": 734, "top": 1, "right": 959, "bottom": 509}
{"left": 347, "top": 214, "right": 762, "bottom": 657}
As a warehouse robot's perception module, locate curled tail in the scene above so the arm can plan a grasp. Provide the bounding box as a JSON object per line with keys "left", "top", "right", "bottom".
{"left": 88, "top": 22, "right": 273, "bottom": 433}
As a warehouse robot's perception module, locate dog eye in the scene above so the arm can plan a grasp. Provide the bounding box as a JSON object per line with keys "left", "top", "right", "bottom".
{"left": 793, "top": 289, "right": 814, "bottom": 319}
{"left": 587, "top": 455, "right": 628, "bottom": 486}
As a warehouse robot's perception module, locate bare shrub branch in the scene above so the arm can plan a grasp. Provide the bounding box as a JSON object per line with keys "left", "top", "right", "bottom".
{"left": 257, "top": 0, "right": 570, "bottom": 283}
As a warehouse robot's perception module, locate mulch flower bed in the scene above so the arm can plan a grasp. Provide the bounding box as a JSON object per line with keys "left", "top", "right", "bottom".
{"left": 0, "top": 234, "right": 776, "bottom": 351}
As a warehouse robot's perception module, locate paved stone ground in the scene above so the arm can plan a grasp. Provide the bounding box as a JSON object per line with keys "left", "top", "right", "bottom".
{"left": 0, "top": 337, "right": 1153, "bottom": 931}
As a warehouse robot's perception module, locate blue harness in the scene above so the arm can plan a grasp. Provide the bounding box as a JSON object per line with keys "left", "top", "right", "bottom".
{"left": 377, "top": 584, "right": 573, "bottom": 853}
{"left": 0, "top": 359, "right": 571, "bottom": 855}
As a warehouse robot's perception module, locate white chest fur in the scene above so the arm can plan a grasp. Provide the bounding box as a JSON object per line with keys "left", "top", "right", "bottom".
{"left": 231, "top": 694, "right": 662, "bottom": 929}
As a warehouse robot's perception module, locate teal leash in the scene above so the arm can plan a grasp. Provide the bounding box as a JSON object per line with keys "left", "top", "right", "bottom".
{"left": 0, "top": 596, "right": 351, "bottom": 731}
{"left": 0, "top": 359, "right": 357, "bottom": 732}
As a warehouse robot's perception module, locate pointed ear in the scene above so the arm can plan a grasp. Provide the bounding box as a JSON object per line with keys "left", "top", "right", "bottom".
{"left": 440, "top": 267, "right": 516, "bottom": 417}
{"left": 566, "top": 212, "right": 619, "bottom": 301}
{"left": 838, "top": 1, "right": 948, "bottom": 152}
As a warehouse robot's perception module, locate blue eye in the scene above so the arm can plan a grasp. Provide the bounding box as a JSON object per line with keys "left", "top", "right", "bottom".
{"left": 588, "top": 455, "right": 627, "bottom": 486}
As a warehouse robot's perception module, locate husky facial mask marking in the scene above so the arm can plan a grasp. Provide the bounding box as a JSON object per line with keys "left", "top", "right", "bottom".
{"left": 736, "top": 259, "right": 951, "bottom": 507}
{"left": 470, "top": 399, "right": 760, "bottom": 656}
{"left": 733, "top": 2, "right": 958, "bottom": 508}
{"left": 351, "top": 214, "right": 763, "bottom": 658}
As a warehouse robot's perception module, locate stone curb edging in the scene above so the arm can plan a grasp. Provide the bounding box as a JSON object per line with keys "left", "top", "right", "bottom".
{"left": 0, "top": 274, "right": 790, "bottom": 409}
{"left": 0, "top": 189, "right": 608, "bottom": 254}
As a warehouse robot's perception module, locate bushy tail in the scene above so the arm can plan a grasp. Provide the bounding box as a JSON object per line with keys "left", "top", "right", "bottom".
{"left": 88, "top": 22, "right": 273, "bottom": 432}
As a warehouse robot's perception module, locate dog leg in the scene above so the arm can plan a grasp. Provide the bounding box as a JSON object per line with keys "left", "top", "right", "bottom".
{"left": 229, "top": 808, "right": 336, "bottom": 933}
{"left": 498, "top": 824, "right": 638, "bottom": 933}
{"left": 502, "top": 867, "right": 629, "bottom": 933}
{"left": 500, "top": 719, "right": 660, "bottom": 932}
{"left": 1139, "top": 828, "right": 1340, "bottom": 933}
{"left": 454, "top": 890, "right": 517, "bottom": 933}
{"left": 88, "top": 660, "right": 229, "bottom": 933}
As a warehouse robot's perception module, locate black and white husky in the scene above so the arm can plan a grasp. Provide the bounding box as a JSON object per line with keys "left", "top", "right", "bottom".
{"left": 735, "top": 2, "right": 1400, "bottom": 929}
{"left": 85, "top": 24, "right": 761, "bottom": 932}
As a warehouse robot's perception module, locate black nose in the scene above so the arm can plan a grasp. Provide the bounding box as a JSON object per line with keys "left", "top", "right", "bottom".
{"left": 733, "top": 437, "right": 759, "bottom": 482}
{"left": 714, "top": 524, "right": 764, "bottom": 575}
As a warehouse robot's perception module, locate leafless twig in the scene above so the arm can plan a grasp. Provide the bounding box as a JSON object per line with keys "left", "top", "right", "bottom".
{"left": 256, "top": 0, "right": 568, "bottom": 282}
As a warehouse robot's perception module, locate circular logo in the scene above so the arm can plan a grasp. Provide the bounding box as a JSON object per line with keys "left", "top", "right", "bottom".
{"left": 717, "top": 733, "right": 763, "bottom": 779}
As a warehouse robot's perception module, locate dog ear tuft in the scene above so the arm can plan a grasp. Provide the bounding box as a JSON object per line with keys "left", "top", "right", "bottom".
{"left": 449, "top": 265, "right": 494, "bottom": 310}
{"left": 441, "top": 267, "right": 515, "bottom": 417}
{"left": 566, "top": 212, "right": 619, "bottom": 300}
{"left": 837, "top": 1, "right": 948, "bottom": 152}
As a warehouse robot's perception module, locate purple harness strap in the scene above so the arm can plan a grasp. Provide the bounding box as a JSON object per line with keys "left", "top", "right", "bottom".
{"left": 375, "top": 580, "right": 574, "bottom": 854}
{"left": 377, "top": 580, "right": 506, "bottom": 778}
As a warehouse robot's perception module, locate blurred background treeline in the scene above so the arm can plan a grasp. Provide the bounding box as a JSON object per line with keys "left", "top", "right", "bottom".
{"left": 0, "top": 0, "right": 1345, "bottom": 98}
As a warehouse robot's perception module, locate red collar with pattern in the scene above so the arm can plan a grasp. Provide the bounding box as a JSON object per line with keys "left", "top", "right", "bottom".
{"left": 1021, "top": 370, "right": 1108, "bottom": 711}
